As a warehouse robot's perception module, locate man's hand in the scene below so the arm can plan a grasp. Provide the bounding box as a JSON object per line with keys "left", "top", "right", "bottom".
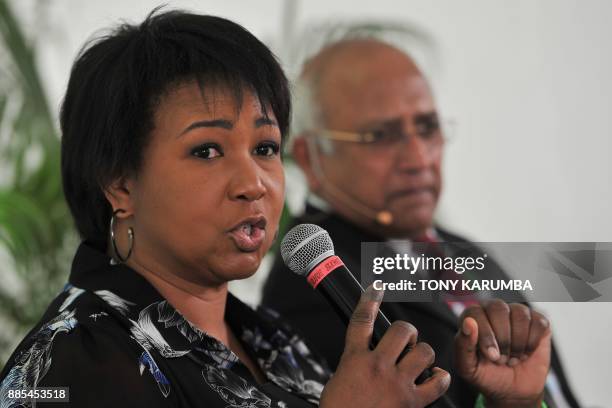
{"left": 454, "top": 300, "right": 551, "bottom": 408}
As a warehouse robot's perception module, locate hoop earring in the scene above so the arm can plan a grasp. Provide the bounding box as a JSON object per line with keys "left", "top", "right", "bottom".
{"left": 110, "top": 209, "right": 134, "bottom": 263}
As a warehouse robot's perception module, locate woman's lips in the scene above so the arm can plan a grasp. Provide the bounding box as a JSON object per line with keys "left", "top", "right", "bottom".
{"left": 228, "top": 222, "right": 266, "bottom": 252}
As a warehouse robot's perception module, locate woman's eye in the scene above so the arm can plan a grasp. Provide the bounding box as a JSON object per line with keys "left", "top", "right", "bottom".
{"left": 191, "top": 144, "right": 223, "bottom": 159}
{"left": 254, "top": 141, "right": 280, "bottom": 157}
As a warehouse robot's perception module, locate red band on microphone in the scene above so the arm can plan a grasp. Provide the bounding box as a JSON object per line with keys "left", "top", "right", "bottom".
{"left": 307, "top": 255, "right": 344, "bottom": 288}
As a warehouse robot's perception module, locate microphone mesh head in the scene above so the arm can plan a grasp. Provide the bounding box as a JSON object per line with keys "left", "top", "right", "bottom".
{"left": 280, "top": 224, "right": 335, "bottom": 276}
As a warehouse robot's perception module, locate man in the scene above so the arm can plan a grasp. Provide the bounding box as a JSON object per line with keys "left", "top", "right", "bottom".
{"left": 262, "top": 38, "right": 580, "bottom": 407}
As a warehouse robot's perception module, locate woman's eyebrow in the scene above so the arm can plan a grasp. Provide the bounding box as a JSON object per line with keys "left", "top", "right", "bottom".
{"left": 255, "top": 116, "right": 278, "bottom": 128}
{"left": 178, "top": 119, "right": 233, "bottom": 137}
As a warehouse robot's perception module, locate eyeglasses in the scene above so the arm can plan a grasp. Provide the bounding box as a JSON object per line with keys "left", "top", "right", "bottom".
{"left": 316, "top": 114, "right": 454, "bottom": 151}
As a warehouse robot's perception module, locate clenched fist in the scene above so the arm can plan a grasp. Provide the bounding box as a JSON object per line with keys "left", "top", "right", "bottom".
{"left": 454, "top": 300, "right": 551, "bottom": 408}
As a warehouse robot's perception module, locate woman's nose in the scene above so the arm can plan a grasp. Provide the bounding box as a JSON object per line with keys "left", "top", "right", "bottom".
{"left": 227, "top": 158, "right": 267, "bottom": 202}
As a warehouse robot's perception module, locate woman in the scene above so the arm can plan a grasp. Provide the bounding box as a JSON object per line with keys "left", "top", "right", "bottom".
{"left": 0, "top": 10, "right": 450, "bottom": 408}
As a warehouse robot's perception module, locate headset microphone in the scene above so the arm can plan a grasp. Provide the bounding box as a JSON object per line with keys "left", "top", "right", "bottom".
{"left": 305, "top": 135, "right": 394, "bottom": 226}
{"left": 322, "top": 180, "right": 394, "bottom": 226}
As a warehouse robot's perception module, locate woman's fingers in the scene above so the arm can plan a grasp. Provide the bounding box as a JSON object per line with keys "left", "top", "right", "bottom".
{"left": 375, "top": 320, "right": 419, "bottom": 363}
{"left": 416, "top": 367, "right": 451, "bottom": 406}
{"left": 344, "top": 285, "right": 384, "bottom": 354}
{"left": 397, "top": 341, "right": 436, "bottom": 380}
{"left": 337, "top": 285, "right": 450, "bottom": 407}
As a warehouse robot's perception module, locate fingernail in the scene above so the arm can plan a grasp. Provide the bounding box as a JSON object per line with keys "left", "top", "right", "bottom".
{"left": 508, "top": 357, "right": 520, "bottom": 367}
{"left": 462, "top": 319, "right": 471, "bottom": 336}
{"left": 520, "top": 354, "right": 528, "bottom": 361}
{"left": 487, "top": 346, "right": 500, "bottom": 361}
{"left": 498, "top": 354, "right": 508, "bottom": 365}
{"left": 364, "top": 284, "right": 384, "bottom": 302}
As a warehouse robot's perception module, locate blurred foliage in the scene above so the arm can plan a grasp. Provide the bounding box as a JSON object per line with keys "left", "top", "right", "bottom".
{"left": 0, "top": 0, "right": 75, "bottom": 366}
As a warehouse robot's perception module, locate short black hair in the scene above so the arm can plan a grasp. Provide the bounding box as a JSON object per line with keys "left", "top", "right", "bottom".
{"left": 60, "top": 9, "right": 290, "bottom": 249}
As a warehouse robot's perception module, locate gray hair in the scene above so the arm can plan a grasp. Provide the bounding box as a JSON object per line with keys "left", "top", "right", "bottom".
{"left": 290, "top": 77, "right": 334, "bottom": 154}
{"left": 286, "top": 20, "right": 439, "bottom": 156}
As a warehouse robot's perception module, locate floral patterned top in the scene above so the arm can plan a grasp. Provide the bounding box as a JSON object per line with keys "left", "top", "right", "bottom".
{"left": 0, "top": 243, "right": 331, "bottom": 407}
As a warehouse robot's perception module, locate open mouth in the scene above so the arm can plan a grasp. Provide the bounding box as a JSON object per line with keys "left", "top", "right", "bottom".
{"left": 228, "top": 216, "right": 267, "bottom": 252}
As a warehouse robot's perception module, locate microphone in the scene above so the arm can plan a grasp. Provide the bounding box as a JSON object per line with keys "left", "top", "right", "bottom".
{"left": 280, "top": 223, "right": 429, "bottom": 378}
{"left": 281, "top": 224, "right": 459, "bottom": 407}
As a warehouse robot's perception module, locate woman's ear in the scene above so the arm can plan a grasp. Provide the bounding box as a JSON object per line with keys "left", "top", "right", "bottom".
{"left": 104, "top": 177, "right": 136, "bottom": 217}
{"left": 292, "top": 135, "right": 321, "bottom": 192}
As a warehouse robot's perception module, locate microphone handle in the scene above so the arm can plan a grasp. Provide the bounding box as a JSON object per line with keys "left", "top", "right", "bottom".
{"left": 315, "top": 265, "right": 432, "bottom": 383}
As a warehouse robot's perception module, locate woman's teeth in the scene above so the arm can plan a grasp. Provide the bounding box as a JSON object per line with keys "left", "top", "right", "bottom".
{"left": 229, "top": 221, "right": 265, "bottom": 252}
{"left": 241, "top": 223, "right": 252, "bottom": 235}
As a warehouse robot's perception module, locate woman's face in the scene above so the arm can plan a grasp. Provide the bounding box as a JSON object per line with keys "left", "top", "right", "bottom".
{"left": 122, "top": 81, "right": 285, "bottom": 286}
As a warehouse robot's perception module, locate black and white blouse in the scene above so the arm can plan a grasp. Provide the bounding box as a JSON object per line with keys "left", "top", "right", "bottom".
{"left": 0, "top": 243, "right": 331, "bottom": 407}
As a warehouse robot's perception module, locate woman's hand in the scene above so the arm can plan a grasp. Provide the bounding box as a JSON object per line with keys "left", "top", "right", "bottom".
{"left": 453, "top": 300, "right": 551, "bottom": 408}
{"left": 319, "top": 287, "right": 450, "bottom": 408}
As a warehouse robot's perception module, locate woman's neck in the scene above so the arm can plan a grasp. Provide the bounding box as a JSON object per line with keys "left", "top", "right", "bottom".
{"left": 118, "top": 250, "right": 267, "bottom": 384}
{"left": 127, "top": 256, "right": 231, "bottom": 346}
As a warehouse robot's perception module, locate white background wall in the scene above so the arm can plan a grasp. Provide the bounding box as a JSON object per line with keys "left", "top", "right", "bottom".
{"left": 10, "top": 0, "right": 612, "bottom": 406}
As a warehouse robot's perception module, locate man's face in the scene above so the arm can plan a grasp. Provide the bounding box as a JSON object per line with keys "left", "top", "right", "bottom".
{"left": 313, "top": 46, "right": 443, "bottom": 238}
